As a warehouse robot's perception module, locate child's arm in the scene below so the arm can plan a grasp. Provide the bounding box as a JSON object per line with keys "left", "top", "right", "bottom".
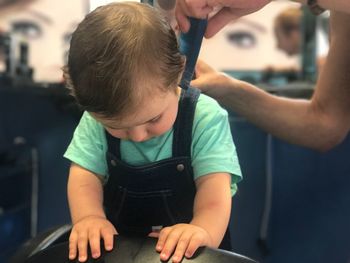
{"left": 155, "top": 172, "right": 231, "bottom": 263}
{"left": 67, "top": 163, "right": 117, "bottom": 262}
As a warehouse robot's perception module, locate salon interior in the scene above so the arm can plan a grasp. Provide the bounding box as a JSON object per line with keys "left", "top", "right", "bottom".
{"left": 0, "top": 0, "right": 349, "bottom": 263}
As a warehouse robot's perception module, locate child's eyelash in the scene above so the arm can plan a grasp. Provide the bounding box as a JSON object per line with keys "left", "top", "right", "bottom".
{"left": 150, "top": 116, "right": 161, "bottom": 123}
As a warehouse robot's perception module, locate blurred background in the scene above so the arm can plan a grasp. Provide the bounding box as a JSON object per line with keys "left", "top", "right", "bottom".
{"left": 0, "top": 0, "right": 349, "bottom": 263}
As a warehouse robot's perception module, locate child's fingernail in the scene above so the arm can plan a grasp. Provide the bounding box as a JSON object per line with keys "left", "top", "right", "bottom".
{"left": 172, "top": 256, "right": 179, "bottom": 262}
{"left": 161, "top": 253, "right": 167, "bottom": 259}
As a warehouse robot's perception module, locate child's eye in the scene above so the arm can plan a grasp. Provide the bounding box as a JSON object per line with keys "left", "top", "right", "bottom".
{"left": 149, "top": 115, "right": 161, "bottom": 123}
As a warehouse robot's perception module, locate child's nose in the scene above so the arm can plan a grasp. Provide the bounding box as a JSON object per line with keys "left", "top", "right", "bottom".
{"left": 127, "top": 127, "right": 148, "bottom": 142}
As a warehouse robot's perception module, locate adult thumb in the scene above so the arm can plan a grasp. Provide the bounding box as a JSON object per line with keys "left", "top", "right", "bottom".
{"left": 205, "top": 7, "right": 239, "bottom": 38}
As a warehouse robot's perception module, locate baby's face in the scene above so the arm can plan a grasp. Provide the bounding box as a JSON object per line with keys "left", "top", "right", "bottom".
{"left": 93, "top": 88, "right": 180, "bottom": 143}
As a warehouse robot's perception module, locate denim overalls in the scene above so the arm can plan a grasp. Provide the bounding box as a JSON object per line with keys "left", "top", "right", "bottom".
{"left": 103, "top": 87, "right": 231, "bottom": 250}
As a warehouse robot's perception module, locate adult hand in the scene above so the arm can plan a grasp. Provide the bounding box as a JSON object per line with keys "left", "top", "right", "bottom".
{"left": 69, "top": 215, "right": 117, "bottom": 262}
{"left": 155, "top": 223, "right": 211, "bottom": 263}
{"left": 175, "top": 0, "right": 271, "bottom": 37}
{"left": 192, "top": 59, "right": 238, "bottom": 100}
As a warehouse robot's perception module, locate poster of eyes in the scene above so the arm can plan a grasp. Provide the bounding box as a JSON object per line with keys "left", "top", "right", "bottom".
{"left": 0, "top": 0, "right": 314, "bottom": 83}
{"left": 0, "top": 0, "right": 89, "bottom": 82}
{"left": 199, "top": 1, "right": 302, "bottom": 72}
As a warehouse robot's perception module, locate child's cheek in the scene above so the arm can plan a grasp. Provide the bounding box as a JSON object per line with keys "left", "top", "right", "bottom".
{"left": 106, "top": 129, "right": 126, "bottom": 139}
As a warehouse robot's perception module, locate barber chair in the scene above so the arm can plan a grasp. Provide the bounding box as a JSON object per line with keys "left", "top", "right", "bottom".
{"left": 10, "top": 225, "right": 257, "bottom": 263}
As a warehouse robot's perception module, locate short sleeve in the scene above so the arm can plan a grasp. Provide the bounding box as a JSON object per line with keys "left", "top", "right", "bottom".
{"left": 64, "top": 112, "right": 108, "bottom": 178}
{"left": 191, "top": 94, "right": 242, "bottom": 195}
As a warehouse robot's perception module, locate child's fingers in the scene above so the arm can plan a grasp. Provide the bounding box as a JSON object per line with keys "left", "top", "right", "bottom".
{"left": 159, "top": 228, "right": 183, "bottom": 261}
{"left": 171, "top": 232, "right": 193, "bottom": 263}
{"left": 156, "top": 226, "right": 171, "bottom": 252}
{"left": 69, "top": 231, "right": 78, "bottom": 260}
{"left": 184, "top": 233, "right": 203, "bottom": 258}
{"left": 88, "top": 229, "right": 101, "bottom": 258}
{"left": 77, "top": 231, "right": 89, "bottom": 262}
{"left": 101, "top": 228, "right": 115, "bottom": 251}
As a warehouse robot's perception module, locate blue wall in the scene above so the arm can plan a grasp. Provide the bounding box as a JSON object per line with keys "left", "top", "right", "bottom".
{"left": 0, "top": 85, "right": 80, "bottom": 262}
{"left": 229, "top": 112, "right": 350, "bottom": 263}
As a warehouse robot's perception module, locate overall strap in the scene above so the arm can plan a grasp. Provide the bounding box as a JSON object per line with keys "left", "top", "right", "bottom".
{"left": 106, "top": 130, "right": 121, "bottom": 159}
{"left": 179, "top": 18, "right": 207, "bottom": 89}
{"left": 172, "top": 87, "right": 201, "bottom": 157}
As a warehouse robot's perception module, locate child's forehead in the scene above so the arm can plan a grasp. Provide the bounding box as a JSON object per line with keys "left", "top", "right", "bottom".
{"left": 93, "top": 87, "right": 178, "bottom": 128}
{"left": 133, "top": 78, "right": 174, "bottom": 98}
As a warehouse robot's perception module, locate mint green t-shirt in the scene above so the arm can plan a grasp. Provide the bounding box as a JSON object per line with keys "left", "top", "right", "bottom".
{"left": 64, "top": 93, "right": 242, "bottom": 195}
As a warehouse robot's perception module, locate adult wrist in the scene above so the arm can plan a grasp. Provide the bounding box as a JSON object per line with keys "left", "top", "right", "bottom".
{"left": 218, "top": 73, "right": 237, "bottom": 97}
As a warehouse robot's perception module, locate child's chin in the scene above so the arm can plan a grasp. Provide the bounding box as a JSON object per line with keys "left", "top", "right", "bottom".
{"left": 129, "top": 136, "right": 153, "bottom": 143}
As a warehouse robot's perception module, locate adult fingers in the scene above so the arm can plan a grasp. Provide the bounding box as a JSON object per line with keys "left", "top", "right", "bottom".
{"left": 175, "top": 0, "right": 212, "bottom": 33}
{"left": 175, "top": 7, "right": 191, "bottom": 33}
{"left": 180, "top": 0, "right": 212, "bottom": 18}
{"left": 205, "top": 7, "right": 239, "bottom": 38}
{"left": 191, "top": 60, "right": 214, "bottom": 90}
{"left": 194, "top": 59, "right": 214, "bottom": 77}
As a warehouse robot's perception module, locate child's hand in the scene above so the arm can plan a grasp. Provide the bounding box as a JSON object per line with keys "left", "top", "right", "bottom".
{"left": 69, "top": 215, "right": 117, "bottom": 262}
{"left": 155, "top": 223, "right": 212, "bottom": 263}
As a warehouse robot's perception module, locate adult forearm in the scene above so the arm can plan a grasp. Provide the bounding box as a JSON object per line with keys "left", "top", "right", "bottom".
{"left": 221, "top": 78, "right": 336, "bottom": 150}
{"left": 309, "top": 11, "right": 350, "bottom": 149}
{"left": 227, "top": 11, "right": 350, "bottom": 150}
